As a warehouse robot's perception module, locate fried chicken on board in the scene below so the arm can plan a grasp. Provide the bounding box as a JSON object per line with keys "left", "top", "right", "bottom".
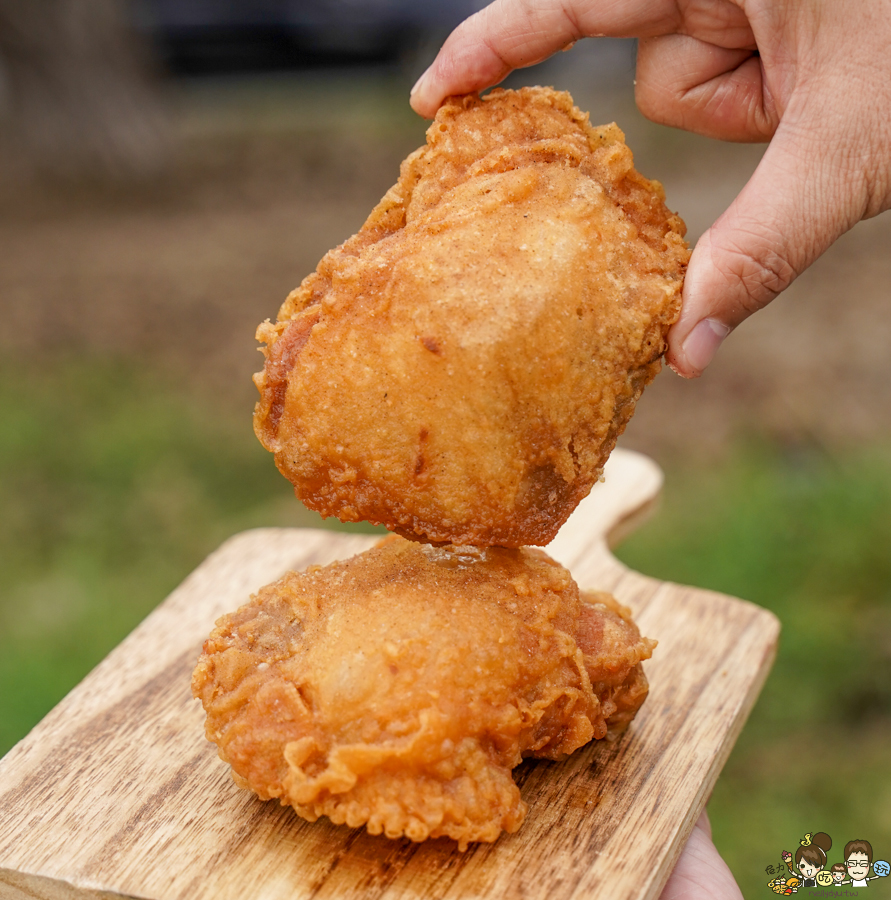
{"left": 192, "top": 537, "right": 655, "bottom": 849}
{"left": 252, "top": 86, "right": 689, "bottom": 547}
{"left": 194, "top": 86, "right": 678, "bottom": 850}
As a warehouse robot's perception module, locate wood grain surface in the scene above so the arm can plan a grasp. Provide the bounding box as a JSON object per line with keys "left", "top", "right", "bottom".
{"left": 0, "top": 449, "right": 780, "bottom": 900}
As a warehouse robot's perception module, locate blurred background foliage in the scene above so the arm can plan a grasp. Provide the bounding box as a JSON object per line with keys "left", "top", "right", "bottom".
{"left": 1, "top": 2, "right": 890, "bottom": 896}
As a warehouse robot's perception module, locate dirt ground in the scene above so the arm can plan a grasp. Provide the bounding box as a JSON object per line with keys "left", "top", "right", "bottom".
{"left": 2, "top": 55, "right": 890, "bottom": 463}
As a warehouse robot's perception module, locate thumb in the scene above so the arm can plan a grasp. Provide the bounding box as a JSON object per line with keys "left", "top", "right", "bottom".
{"left": 666, "top": 119, "right": 865, "bottom": 377}
{"left": 658, "top": 810, "right": 743, "bottom": 900}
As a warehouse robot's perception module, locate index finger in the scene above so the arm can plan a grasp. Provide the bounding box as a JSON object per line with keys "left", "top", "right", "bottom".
{"left": 410, "top": 0, "right": 680, "bottom": 117}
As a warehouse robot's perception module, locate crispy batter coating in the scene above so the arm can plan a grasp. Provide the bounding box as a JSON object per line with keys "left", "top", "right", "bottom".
{"left": 253, "top": 86, "right": 689, "bottom": 546}
{"left": 192, "top": 537, "right": 655, "bottom": 849}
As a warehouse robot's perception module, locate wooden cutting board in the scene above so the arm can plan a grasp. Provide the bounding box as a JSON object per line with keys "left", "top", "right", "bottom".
{"left": 0, "top": 449, "right": 779, "bottom": 900}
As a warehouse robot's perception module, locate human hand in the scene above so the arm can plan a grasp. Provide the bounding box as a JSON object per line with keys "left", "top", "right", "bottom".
{"left": 659, "top": 810, "right": 743, "bottom": 900}
{"left": 410, "top": 0, "right": 891, "bottom": 376}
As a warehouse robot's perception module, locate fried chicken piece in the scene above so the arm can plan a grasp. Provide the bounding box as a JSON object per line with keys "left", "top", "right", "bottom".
{"left": 253, "top": 86, "right": 689, "bottom": 547}
{"left": 192, "top": 536, "right": 655, "bottom": 849}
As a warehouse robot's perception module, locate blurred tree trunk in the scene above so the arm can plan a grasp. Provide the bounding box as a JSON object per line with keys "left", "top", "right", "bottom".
{"left": 0, "top": 0, "right": 169, "bottom": 179}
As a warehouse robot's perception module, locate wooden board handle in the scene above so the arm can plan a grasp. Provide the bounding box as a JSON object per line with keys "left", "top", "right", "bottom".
{"left": 546, "top": 448, "right": 662, "bottom": 571}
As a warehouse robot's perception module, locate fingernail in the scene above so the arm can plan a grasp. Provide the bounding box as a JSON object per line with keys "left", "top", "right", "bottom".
{"left": 410, "top": 66, "right": 431, "bottom": 99}
{"left": 681, "top": 318, "right": 731, "bottom": 373}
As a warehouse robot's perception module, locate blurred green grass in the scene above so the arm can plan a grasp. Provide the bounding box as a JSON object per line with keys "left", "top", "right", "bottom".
{"left": 1, "top": 356, "right": 889, "bottom": 897}
{"left": 0, "top": 355, "right": 377, "bottom": 756}
{"left": 615, "top": 442, "right": 891, "bottom": 895}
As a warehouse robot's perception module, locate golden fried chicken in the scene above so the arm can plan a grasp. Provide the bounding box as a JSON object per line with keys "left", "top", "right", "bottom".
{"left": 192, "top": 536, "right": 655, "bottom": 849}
{"left": 253, "top": 86, "right": 689, "bottom": 547}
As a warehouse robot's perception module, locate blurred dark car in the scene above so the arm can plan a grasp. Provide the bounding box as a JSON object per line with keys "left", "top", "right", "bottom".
{"left": 133, "top": 0, "right": 484, "bottom": 75}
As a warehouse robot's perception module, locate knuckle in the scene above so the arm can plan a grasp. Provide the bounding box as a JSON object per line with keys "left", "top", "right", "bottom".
{"left": 634, "top": 42, "right": 670, "bottom": 120}
{"left": 860, "top": 134, "right": 891, "bottom": 217}
{"left": 633, "top": 74, "right": 677, "bottom": 128}
{"left": 719, "top": 238, "right": 798, "bottom": 314}
{"left": 633, "top": 81, "right": 662, "bottom": 123}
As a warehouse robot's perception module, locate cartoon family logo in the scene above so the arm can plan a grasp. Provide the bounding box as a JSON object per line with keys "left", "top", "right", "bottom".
{"left": 765, "top": 832, "right": 890, "bottom": 894}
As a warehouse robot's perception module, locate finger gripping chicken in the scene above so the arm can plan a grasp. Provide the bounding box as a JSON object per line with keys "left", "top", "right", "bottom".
{"left": 253, "top": 86, "right": 689, "bottom": 547}
{"left": 192, "top": 537, "right": 655, "bottom": 849}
